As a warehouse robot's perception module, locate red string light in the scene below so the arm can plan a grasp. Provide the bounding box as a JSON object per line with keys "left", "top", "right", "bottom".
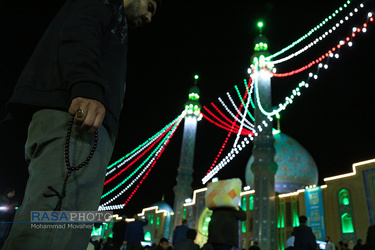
{"left": 204, "top": 79, "right": 253, "bottom": 175}
{"left": 123, "top": 123, "right": 180, "bottom": 206}
{"left": 104, "top": 122, "right": 174, "bottom": 185}
{"left": 268, "top": 19, "right": 372, "bottom": 78}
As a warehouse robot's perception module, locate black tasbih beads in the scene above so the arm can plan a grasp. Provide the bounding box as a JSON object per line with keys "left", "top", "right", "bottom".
{"left": 43, "top": 115, "right": 99, "bottom": 211}
{"left": 64, "top": 116, "right": 98, "bottom": 180}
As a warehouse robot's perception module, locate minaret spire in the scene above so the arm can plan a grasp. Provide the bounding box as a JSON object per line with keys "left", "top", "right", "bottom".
{"left": 172, "top": 75, "right": 202, "bottom": 228}
{"left": 250, "top": 21, "right": 278, "bottom": 250}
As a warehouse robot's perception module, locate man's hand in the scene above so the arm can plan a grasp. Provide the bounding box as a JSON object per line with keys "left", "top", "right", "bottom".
{"left": 69, "top": 97, "right": 106, "bottom": 133}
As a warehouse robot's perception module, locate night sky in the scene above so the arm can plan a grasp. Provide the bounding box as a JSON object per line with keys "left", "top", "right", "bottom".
{"left": 1, "top": 0, "right": 375, "bottom": 216}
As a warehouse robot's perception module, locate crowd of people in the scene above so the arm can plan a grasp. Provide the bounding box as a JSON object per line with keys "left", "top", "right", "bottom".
{"left": 87, "top": 212, "right": 375, "bottom": 250}
{"left": 284, "top": 216, "right": 375, "bottom": 250}
{"left": 92, "top": 206, "right": 246, "bottom": 250}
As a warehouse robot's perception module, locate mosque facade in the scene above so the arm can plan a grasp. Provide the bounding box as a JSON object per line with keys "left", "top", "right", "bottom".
{"left": 101, "top": 132, "right": 374, "bottom": 250}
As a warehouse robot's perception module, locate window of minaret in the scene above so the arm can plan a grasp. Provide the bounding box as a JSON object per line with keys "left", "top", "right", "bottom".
{"left": 183, "top": 208, "right": 186, "bottom": 219}
{"left": 341, "top": 213, "right": 354, "bottom": 233}
{"left": 339, "top": 189, "right": 350, "bottom": 205}
{"left": 242, "top": 197, "right": 247, "bottom": 211}
{"left": 156, "top": 216, "right": 160, "bottom": 227}
{"left": 249, "top": 196, "right": 254, "bottom": 210}
{"left": 144, "top": 231, "right": 152, "bottom": 242}
{"left": 292, "top": 200, "right": 300, "bottom": 227}
{"left": 242, "top": 221, "right": 246, "bottom": 233}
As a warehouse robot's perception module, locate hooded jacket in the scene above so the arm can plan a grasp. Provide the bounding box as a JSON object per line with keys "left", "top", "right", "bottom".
{"left": 6, "top": 0, "right": 128, "bottom": 137}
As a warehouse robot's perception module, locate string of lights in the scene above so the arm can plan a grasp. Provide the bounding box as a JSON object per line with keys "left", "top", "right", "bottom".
{"left": 266, "top": 15, "right": 373, "bottom": 78}
{"left": 105, "top": 126, "right": 171, "bottom": 180}
{"left": 234, "top": 85, "right": 255, "bottom": 122}
{"left": 203, "top": 80, "right": 252, "bottom": 177}
{"left": 99, "top": 115, "right": 183, "bottom": 210}
{"left": 203, "top": 106, "right": 245, "bottom": 133}
{"left": 218, "top": 97, "right": 254, "bottom": 130}
{"left": 203, "top": 13, "right": 374, "bottom": 182}
{"left": 267, "top": 0, "right": 354, "bottom": 61}
{"left": 106, "top": 116, "right": 182, "bottom": 175}
{"left": 269, "top": 3, "right": 365, "bottom": 64}
{"left": 209, "top": 103, "right": 253, "bottom": 134}
{"left": 233, "top": 79, "right": 254, "bottom": 147}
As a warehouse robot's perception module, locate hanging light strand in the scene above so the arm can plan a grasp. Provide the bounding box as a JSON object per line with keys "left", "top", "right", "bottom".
{"left": 269, "top": 2, "right": 365, "bottom": 64}
{"left": 106, "top": 115, "right": 182, "bottom": 174}
{"left": 266, "top": 16, "right": 373, "bottom": 78}
{"left": 267, "top": 0, "right": 354, "bottom": 60}
{"left": 99, "top": 115, "right": 183, "bottom": 207}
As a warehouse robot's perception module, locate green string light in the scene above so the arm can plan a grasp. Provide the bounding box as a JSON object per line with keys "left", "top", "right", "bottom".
{"left": 101, "top": 116, "right": 183, "bottom": 199}
{"left": 234, "top": 85, "right": 255, "bottom": 121}
{"left": 106, "top": 116, "right": 181, "bottom": 170}
{"left": 267, "top": 0, "right": 352, "bottom": 60}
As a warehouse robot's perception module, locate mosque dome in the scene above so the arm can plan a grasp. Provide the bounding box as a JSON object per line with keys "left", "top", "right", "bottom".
{"left": 245, "top": 131, "right": 318, "bottom": 193}
{"left": 153, "top": 201, "right": 174, "bottom": 214}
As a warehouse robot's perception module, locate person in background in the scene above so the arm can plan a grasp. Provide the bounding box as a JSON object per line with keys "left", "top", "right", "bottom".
{"left": 363, "top": 224, "right": 375, "bottom": 250}
{"left": 0, "top": 188, "right": 16, "bottom": 247}
{"left": 173, "top": 229, "right": 199, "bottom": 250}
{"left": 172, "top": 219, "right": 190, "bottom": 247}
{"left": 154, "top": 238, "right": 169, "bottom": 250}
{"left": 248, "top": 241, "right": 261, "bottom": 250}
{"left": 0, "top": 0, "right": 161, "bottom": 249}
{"left": 124, "top": 215, "right": 148, "bottom": 250}
{"left": 207, "top": 206, "right": 247, "bottom": 250}
{"left": 353, "top": 239, "right": 362, "bottom": 250}
{"left": 285, "top": 231, "right": 295, "bottom": 250}
{"left": 324, "top": 236, "right": 335, "bottom": 250}
{"left": 112, "top": 215, "right": 127, "bottom": 250}
{"left": 293, "top": 216, "right": 316, "bottom": 250}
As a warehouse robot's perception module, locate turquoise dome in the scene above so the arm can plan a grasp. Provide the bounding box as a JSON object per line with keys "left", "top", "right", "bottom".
{"left": 245, "top": 132, "right": 318, "bottom": 193}
{"left": 153, "top": 201, "right": 174, "bottom": 214}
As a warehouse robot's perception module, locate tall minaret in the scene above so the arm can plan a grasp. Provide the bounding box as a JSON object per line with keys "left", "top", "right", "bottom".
{"left": 250, "top": 29, "right": 278, "bottom": 250}
{"left": 173, "top": 75, "right": 202, "bottom": 228}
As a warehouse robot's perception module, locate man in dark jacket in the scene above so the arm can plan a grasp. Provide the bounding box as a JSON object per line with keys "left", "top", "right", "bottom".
{"left": 208, "top": 206, "right": 247, "bottom": 250}
{"left": 293, "top": 216, "right": 316, "bottom": 250}
{"left": 124, "top": 215, "right": 148, "bottom": 250}
{"left": 1, "top": 0, "right": 160, "bottom": 249}
{"left": 174, "top": 229, "right": 200, "bottom": 250}
{"left": 172, "top": 219, "right": 190, "bottom": 246}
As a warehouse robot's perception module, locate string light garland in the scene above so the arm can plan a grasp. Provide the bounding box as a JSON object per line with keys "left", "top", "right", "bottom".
{"left": 218, "top": 97, "right": 254, "bottom": 130}
{"left": 235, "top": 85, "right": 256, "bottom": 121}
{"left": 233, "top": 79, "right": 254, "bottom": 148}
{"left": 203, "top": 79, "right": 252, "bottom": 177}
{"left": 106, "top": 116, "right": 182, "bottom": 175}
{"left": 267, "top": 0, "right": 354, "bottom": 61}
{"left": 202, "top": 11, "right": 374, "bottom": 183}
{"left": 266, "top": 15, "right": 373, "bottom": 78}
{"left": 209, "top": 103, "right": 253, "bottom": 134}
{"left": 269, "top": 3, "right": 365, "bottom": 64}
{"left": 99, "top": 115, "right": 183, "bottom": 209}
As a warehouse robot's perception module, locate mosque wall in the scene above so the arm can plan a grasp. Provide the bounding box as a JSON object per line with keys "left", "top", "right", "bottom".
{"left": 105, "top": 159, "right": 374, "bottom": 249}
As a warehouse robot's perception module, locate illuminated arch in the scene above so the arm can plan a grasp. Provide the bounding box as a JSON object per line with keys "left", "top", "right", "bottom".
{"left": 339, "top": 189, "right": 350, "bottom": 205}
{"left": 197, "top": 207, "right": 212, "bottom": 246}
{"left": 144, "top": 231, "right": 152, "bottom": 242}
{"left": 341, "top": 213, "right": 354, "bottom": 233}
